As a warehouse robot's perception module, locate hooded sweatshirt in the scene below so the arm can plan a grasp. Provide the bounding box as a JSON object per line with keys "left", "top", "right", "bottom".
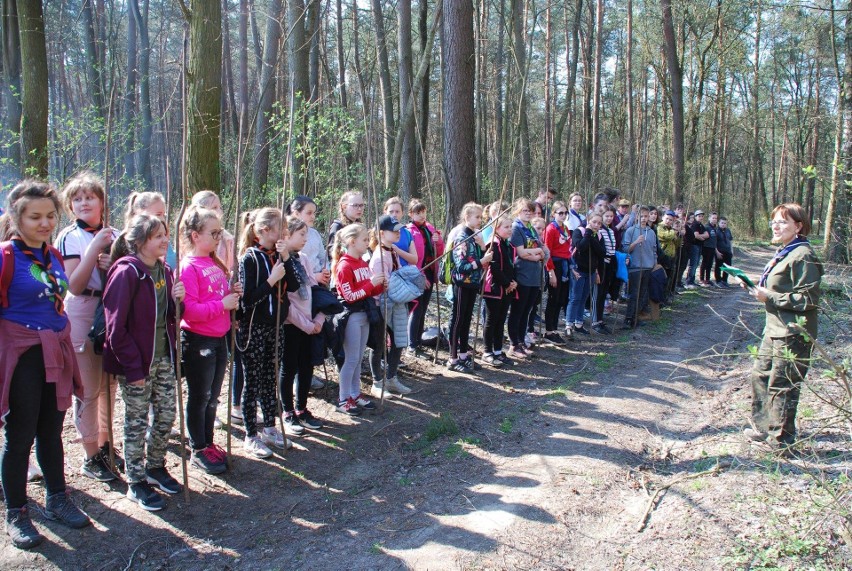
{"left": 180, "top": 255, "right": 233, "bottom": 337}
{"left": 103, "top": 255, "right": 176, "bottom": 381}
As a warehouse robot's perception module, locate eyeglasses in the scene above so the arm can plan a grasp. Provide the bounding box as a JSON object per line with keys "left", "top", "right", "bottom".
{"left": 769, "top": 219, "right": 790, "bottom": 227}
{"left": 207, "top": 229, "right": 223, "bottom": 239}
{"left": 348, "top": 203, "right": 366, "bottom": 209}
{"left": 555, "top": 211, "right": 568, "bottom": 216}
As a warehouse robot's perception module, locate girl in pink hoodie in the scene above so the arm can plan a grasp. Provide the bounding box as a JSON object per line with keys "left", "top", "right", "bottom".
{"left": 178, "top": 206, "right": 242, "bottom": 475}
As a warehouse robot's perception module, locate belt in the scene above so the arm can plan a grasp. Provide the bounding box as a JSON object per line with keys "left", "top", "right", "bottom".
{"left": 80, "top": 288, "right": 102, "bottom": 297}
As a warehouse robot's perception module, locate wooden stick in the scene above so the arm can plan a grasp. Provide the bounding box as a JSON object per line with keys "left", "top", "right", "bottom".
{"left": 102, "top": 78, "right": 118, "bottom": 474}
{"left": 636, "top": 464, "right": 722, "bottom": 532}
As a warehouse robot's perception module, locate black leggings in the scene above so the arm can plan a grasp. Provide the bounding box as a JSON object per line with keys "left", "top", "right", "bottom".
{"left": 407, "top": 284, "right": 433, "bottom": 349}
{"left": 282, "top": 324, "right": 313, "bottom": 413}
{"left": 448, "top": 285, "right": 477, "bottom": 359}
{"left": 484, "top": 296, "right": 511, "bottom": 353}
{"left": 592, "top": 259, "right": 615, "bottom": 324}
{"left": 239, "top": 323, "right": 283, "bottom": 437}
{"left": 545, "top": 279, "right": 569, "bottom": 331}
{"left": 182, "top": 330, "right": 228, "bottom": 451}
{"left": 1, "top": 346, "right": 67, "bottom": 509}
{"left": 508, "top": 285, "right": 539, "bottom": 346}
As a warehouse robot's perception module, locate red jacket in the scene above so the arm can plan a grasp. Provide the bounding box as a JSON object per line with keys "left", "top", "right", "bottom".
{"left": 335, "top": 254, "right": 384, "bottom": 304}
{"left": 544, "top": 221, "right": 572, "bottom": 271}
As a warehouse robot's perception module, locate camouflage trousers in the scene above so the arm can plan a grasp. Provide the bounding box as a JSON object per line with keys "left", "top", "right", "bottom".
{"left": 120, "top": 357, "right": 176, "bottom": 484}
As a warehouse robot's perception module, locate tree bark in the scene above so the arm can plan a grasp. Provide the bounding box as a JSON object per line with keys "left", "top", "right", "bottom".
{"left": 510, "top": 0, "right": 530, "bottom": 195}
{"left": 336, "top": 0, "right": 347, "bottom": 108}
{"left": 16, "top": 0, "right": 48, "bottom": 178}
{"left": 398, "top": 0, "right": 416, "bottom": 202}
{"left": 441, "top": 0, "right": 476, "bottom": 230}
{"left": 251, "top": 0, "right": 284, "bottom": 191}
{"left": 238, "top": 0, "right": 249, "bottom": 146}
{"left": 829, "top": 0, "right": 851, "bottom": 262}
{"left": 132, "top": 0, "right": 153, "bottom": 189}
{"left": 2, "top": 0, "right": 21, "bottom": 170}
{"left": 81, "top": 0, "right": 104, "bottom": 118}
{"left": 416, "top": 0, "right": 431, "bottom": 190}
{"left": 661, "top": 0, "right": 685, "bottom": 204}
{"left": 625, "top": 0, "right": 635, "bottom": 188}
{"left": 123, "top": 2, "right": 138, "bottom": 181}
{"left": 289, "top": 0, "right": 310, "bottom": 195}
{"left": 370, "top": 0, "right": 395, "bottom": 189}
{"left": 187, "top": 0, "right": 223, "bottom": 192}
{"left": 747, "top": 1, "right": 764, "bottom": 235}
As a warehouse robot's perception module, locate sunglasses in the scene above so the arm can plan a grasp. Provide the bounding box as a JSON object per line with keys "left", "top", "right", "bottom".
{"left": 555, "top": 211, "right": 568, "bottom": 216}
{"left": 348, "top": 203, "right": 366, "bottom": 208}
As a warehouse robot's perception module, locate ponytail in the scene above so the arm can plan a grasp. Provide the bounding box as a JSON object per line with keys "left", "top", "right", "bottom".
{"left": 330, "top": 223, "right": 366, "bottom": 278}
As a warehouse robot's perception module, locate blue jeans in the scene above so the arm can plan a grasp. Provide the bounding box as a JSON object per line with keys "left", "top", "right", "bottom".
{"left": 686, "top": 245, "right": 701, "bottom": 284}
{"left": 566, "top": 270, "right": 590, "bottom": 326}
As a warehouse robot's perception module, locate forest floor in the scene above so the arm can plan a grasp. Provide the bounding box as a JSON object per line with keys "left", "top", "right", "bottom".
{"left": 2, "top": 245, "right": 851, "bottom": 570}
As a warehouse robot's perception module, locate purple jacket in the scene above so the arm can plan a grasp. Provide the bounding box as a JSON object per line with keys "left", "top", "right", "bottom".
{"left": 103, "top": 255, "right": 176, "bottom": 381}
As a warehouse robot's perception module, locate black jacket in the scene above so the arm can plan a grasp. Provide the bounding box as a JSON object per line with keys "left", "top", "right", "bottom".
{"left": 572, "top": 227, "right": 605, "bottom": 274}
{"left": 239, "top": 247, "right": 299, "bottom": 326}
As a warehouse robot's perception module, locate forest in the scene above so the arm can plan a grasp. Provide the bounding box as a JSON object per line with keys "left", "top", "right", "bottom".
{"left": 0, "top": 0, "right": 850, "bottom": 262}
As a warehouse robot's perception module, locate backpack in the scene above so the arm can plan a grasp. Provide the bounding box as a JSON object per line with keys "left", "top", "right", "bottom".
{"left": 438, "top": 237, "right": 455, "bottom": 285}
{"left": 0, "top": 241, "right": 66, "bottom": 309}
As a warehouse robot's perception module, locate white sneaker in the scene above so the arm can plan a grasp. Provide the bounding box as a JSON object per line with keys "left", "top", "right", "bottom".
{"left": 244, "top": 435, "right": 273, "bottom": 458}
{"left": 370, "top": 381, "right": 395, "bottom": 399}
{"left": 386, "top": 376, "right": 412, "bottom": 395}
{"left": 261, "top": 427, "right": 292, "bottom": 450}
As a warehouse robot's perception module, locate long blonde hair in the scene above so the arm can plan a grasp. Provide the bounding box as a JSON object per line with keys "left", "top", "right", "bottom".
{"left": 330, "top": 223, "right": 367, "bottom": 276}
{"left": 239, "top": 207, "right": 281, "bottom": 254}
{"left": 458, "top": 202, "right": 483, "bottom": 226}
{"left": 337, "top": 191, "right": 363, "bottom": 224}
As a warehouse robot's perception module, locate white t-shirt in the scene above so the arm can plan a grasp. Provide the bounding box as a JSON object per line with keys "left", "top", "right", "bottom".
{"left": 56, "top": 222, "right": 119, "bottom": 293}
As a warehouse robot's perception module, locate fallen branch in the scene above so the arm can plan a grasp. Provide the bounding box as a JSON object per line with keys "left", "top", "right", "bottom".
{"left": 636, "top": 463, "right": 724, "bottom": 533}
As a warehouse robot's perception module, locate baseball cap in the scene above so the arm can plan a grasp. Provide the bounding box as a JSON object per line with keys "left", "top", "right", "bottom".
{"left": 694, "top": 209, "right": 705, "bottom": 216}
{"left": 378, "top": 215, "right": 403, "bottom": 232}
{"left": 618, "top": 199, "right": 631, "bottom": 207}
{"left": 665, "top": 210, "right": 677, "bottom": 217}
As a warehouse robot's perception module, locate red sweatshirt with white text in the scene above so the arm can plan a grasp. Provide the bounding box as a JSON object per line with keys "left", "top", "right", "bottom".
{"left": 335, "top": 253, "right": 384, "bottom": 304}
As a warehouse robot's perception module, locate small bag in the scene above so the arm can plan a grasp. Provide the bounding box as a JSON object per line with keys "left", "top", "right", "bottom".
{"left": 88, "top": 299, "right": 107, "bottom": 355}
{"left": 614, "top": 251, "right": 629, "bottom": 282}
{"left": 364, "top": 297, "right": 382, "bottom": 325}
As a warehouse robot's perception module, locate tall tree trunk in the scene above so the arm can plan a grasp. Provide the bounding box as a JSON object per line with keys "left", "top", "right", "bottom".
{"left": 238, "top": 0, "right": 249, "bottom": 146}
{"left": 289, "top": 0, "right": 310, "bottom": 195}
{"left": 398, "top": 0, "right": 415, "bottom": 202}
{"left": 132, "top": 0, "right": 153, "bottom": 189}
{"left": 747, "top": 1, "right": 764, "bottom": 235}
{"left": 661, "top": 0, "right": 685, "bottom": 204}
{"left": 510, "top": 0, "right": 530, "bottom": 195}
{"left": 221, "top": 0, "right": 239, "bottom": 138}
{"left": 441, "top": 0, "right": 475, "bottom": 230}
{"left": 370, "top": 0, "right": 395, "bottom": 188}
{"left": 2, "top": 0, "right": 21, "bottom": 170}
{"left": 590, "top": 0, "right": 603, "bottom": 184}
{"left": 805, "top": 49, "right": 821, "bottom": 220}
{"left": 416, "top": 0, "right": 431, "bottom": 191}
{"left": 307, "top": 0, "right": 320, "bottom": 104}
{"left": 251, "top": 0, "right": 284, "bottom": 191}
{"left": 828, "top": 0, "right": 851, "bottom": 262}
{"left": 494, "top": 0, "right": 505, "bottom": 178}
{"left": 543, "top": 0, "right": 552, "bottom": 191}
{"left": 124, "top": 2, "right": 138, "bottom": 181}
{"left": 17, "top": 0, "right": 48, "bottom": 178}
{"left": 81, "top": 0, "right": 104, "bottom": 118}
{"left": 552, "top": 0, "right": 582, "bottom": 192}
{"left": 187, "top": 0, "right": 223, "bottom": 192}
{"left": 336, "top": 0, "right": 347, "bottom": 108}
{"left": 625, "top": 0, "right": 634, "bottom": 189}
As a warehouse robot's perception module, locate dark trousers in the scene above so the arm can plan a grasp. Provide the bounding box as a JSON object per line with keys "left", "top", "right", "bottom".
{"left": 1, "top": 346, "right": 67, "bottom": 509}
{"left": 751, "top": 335, "right": 812, "bottom": 445}
{"left": 545, "top": 278, "right": 569, "bottom": 331}
{"left": 715, "top": 251, "right": 732, "bottom": 282}
{"left": 182, "top": 330, "right": 228, "bottom": 451}
{"left": 592, "top": 260, "right": 615, "bottom": 324}
{"left": 484, "top": 296, "right": 512, "bottom": 353}
{"left": 508, "top": 284, "right": 538, "bottom": 345}
{"left": 231, "top": 339, "right": 244, "bottom": 407}
{"left": 239, "top": 323, "right": 283, "bottom": 437}
{"left": 370, "top": 327, "right": 403, "bottom": 380}
{"left": 700, "top": 247, "right": 716, "bottom": 282}
{"left": 527, "top": 287, "right": 543, "bottom": 333}
{"left": 282, "top": 324, "right": 313, "bottom": 413}
{"left": 407, "top": 284, "right": 433, "bottom": 349}
{"left": 448, "top": 285, "right": 477, "bottom": 359}
{"left": 676, "top": 246, "right": 690, "bottom": 288}
{"left": 625, "top": 268, "right": 651, "bottom": 320}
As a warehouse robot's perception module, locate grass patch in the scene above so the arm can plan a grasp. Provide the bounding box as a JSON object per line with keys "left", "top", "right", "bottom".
{"left": 593, "top": 352, "right": 614, "bottom": 371}
{"left": 424, "top": 412, "right": 459, "bottom": 443}
{"left": 398, "top": 477, "right": 412, "bottom": 486}
{"left": 445, "top": 436, "right": 482, "bottom": 458}
{"left": 498, "top": 415, "right": 516, "bottom": 434}
{"left": 547, "top": 372, "right": 588, "bottom": 398}
{"left": 370, "top": 542, "right": 385, "bottom": 554}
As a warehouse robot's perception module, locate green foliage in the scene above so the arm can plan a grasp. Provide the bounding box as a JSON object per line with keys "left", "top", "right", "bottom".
{"left": 424, "top": 412, "right": 459, "bottom": 443}
{"left": 498, "top": 415, "right": 516, "bottom": 434}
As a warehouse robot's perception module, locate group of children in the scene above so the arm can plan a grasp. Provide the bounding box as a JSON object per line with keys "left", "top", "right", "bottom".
{"left": 0, "top": 174, "right": 734, "bottom": 550}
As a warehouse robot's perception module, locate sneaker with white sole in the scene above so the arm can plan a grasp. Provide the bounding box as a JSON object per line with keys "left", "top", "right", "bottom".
{"left": 81, "top": 454, "right": 118, "bottom": 482}
{"left": 244, "top": 435, "right": 273, "bottom": 458}
{"left": 145, "top": 467, "right": 183, "bottom": 495}
{"left": 127, "top": 482, "right": 165, "bottom": 511}
{"left": 370, "top": 381, "right": 395, "bottom": 399}
{"left": 386, "top": 376, "right": 412, "bottom": 394}
{"left": 283, "top": 413, "right": 306, "bottom": 436}
{"left": 336, "top": 398, "right": 362, "bottom": 415}
{"left": 295, "top": 410, "right": 323, "bottom": 430}
{"left": 261, "top": 426, "right": 291, "bottom": 450}
{"left": 355, "top": 394, "right": 376, "bottom": 411}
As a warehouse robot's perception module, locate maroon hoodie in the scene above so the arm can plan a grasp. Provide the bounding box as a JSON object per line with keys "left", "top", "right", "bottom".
{"left": 103, "top": 255, "right": 177, "bottom": 381}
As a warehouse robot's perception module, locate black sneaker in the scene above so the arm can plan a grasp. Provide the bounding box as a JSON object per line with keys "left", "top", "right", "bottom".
{"left": 5, "top": 507, "right": 44, "bottom": 549}
{"left": 543, "top": 332, "right": 566, "bottom": 345}
{"left": 446, "top": 360, "right": 471, "bottom": 374}
{"left": 191, "top": 446, "right": 227, "bottom": 475}
{"left": 44, "top": 491, "right": 91, "bottom": 529}
{"left": 461, "top": 356, "right": 482, "bottom": 371}
{"left": 591, "top": 323, "right": 611, "bottom": 335}
{"left": 81, "top": 454, "right": 118, "bottom": 482}
{"left": 99, "top": 442, "right": 125, "bottom": 473}
{"left": 573, "top": 325, "right": 591, "bottom": 335}
{"left": 145, "top": 467, "right": 183, "bottom": 495}
{"left": 284, "top": 413, "right": 305, "bottom": 436}
{"left": 296, "top": 410, "right": 323, "bottom": 430}
{"left": 127, "top": 482, "right": 166, "bottom": 511}
{"left": 494, "top": 352, "right": 515, "bottom": 366}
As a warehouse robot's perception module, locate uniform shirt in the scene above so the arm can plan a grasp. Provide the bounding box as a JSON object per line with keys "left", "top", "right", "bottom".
{"left": 56, "top": 221, "right": 119, "bottom": 293}
{"left": 150, "top": 262, "right": 168, "bottom": 358}
{"left": 0, "top": 243, "right": 69, "bottom": 332}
